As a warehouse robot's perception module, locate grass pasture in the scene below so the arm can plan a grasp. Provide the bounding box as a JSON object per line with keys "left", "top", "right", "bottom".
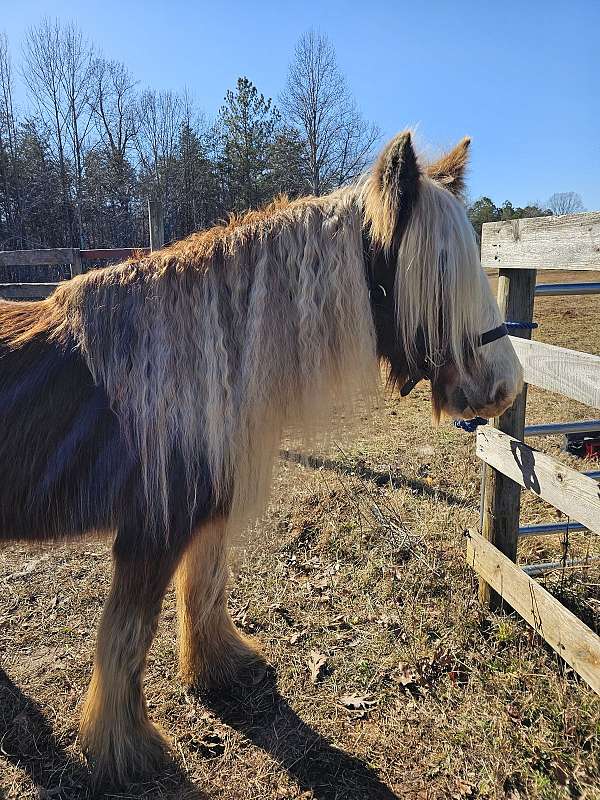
{"left": 1, "top": 273, "right": 599, "bottom": 800}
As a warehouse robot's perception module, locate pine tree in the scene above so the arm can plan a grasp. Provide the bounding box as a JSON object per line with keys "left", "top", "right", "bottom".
{"left": 218, "top": 77, "right": 279, "bottom": 211}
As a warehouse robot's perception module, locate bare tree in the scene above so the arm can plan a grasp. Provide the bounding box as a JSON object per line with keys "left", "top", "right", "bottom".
{"left": 61, "top": 23, "right": 95, "bottom": 247}
{"left": 0, "top": 32, "right": 20, "bottom": 244}
{"left": 89, "top": 58, "right": 139, "bottom": 241}
{"left": 22, "top": 20, "right": 95, "bottom": 247}
{"left": 281, "top": 31, "right": 379, "bottom": 195}
{"left": 91, "top": 58, "right": 137, "bottom": 161}
{"left": 547, "top": 191, "right": 584, "bottom": 215}
{"left": 135, "top": 88, "right": 184, "bottom": 239}
{"left": 22, "top": 18, "right": 72, "bottom": 242}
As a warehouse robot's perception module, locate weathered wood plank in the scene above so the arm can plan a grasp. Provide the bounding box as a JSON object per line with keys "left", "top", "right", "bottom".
{"left": 476, "top": 427, "right": 600, "bottom": 534}
{"left": 466, "top": 530, "right": 600, "bottom": 695}
{"left": 0, "top": 248, "right": 77, "bottom": 267}
{"left": 148, "top": 200, "right": 164, "bottom": 252}
{"left": 70, "top": 249, "right": 83, "bottom": 276}
{"left": 481, "top": 212, "right": 600, "bottom": 271}
{"left": 0, "top": 283, "right": 58, "bottom": 299}
{"left": 479, "top": 268, "right": 536, "bottom": 607}
{"left": 510, "top": 336, "right": 600, "bottom": 409}
{"left": 81, "top": 248, "right": 149, "bottom": 261}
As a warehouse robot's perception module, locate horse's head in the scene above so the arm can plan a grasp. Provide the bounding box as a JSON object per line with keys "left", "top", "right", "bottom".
{"left": 362, "top": 131, "right": 523, "bottom": 421}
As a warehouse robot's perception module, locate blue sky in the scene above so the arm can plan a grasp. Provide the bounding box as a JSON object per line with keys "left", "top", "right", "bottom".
{"left": 3, "top": 0, "right": 599, "bottom": 209}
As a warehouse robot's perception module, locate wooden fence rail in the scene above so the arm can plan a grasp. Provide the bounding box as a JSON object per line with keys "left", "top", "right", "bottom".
{"left": 0, "top": 199, "right": 163, "bottom": 301}
{"left": 467, "top": 530, "right": 600, "bottom": 696}
{"left": 0, "top": 247, "right": 150, "bottom": 300}
{"left": 477, "top": 427, "right": 600, "bottom": 535}
{"left": 509, "top": 337, "right": 600, "bottom": 408}
{"left": 481, "top": 211, "right": 600, "bottom": 271}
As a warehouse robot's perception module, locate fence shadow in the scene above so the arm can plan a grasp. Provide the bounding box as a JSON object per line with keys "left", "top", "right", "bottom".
{"left": 200, "top": 672, "right": 399, "bottom": 800}
{"left": 510, "top": 440, "right": 541, "bottom": 494}
{"left": 280, "top": 449, "right": 466, "bottom": 507}
{"left": 0, "top": 668, "right": 207, "bottom": 800}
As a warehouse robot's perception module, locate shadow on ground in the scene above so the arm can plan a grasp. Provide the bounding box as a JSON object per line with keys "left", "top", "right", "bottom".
{"left": 0, "top": 668, "right": 208, "bottom": 800}
{"left": 280, "top": 448, "right": 466, "bottom": 507}
{"left": 201, "top": 670, "right": 399, "bottom": 800}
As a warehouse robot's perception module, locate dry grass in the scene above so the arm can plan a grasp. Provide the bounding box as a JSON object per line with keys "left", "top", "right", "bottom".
{"left": 1, "top": 272, "right": 599, "bottom": 800}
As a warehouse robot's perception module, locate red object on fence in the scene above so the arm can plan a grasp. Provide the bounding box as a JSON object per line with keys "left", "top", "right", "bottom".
{"left": 584, "top": 438, "right": 600, "bottom": 458}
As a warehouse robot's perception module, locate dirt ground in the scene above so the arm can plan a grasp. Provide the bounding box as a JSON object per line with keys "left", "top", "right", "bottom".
{"left": 1, "top": 271, "right": 599, "bottom": 800}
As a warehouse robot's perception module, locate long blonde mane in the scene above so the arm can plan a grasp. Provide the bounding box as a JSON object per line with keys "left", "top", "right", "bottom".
{"left": 47, "top": 161, "right": 485, "bottom": 538}
{"left": 56, "top": 191, "right": 377, "bottom": 536}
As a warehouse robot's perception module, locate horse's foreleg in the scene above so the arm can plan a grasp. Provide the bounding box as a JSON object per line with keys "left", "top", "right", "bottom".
{"left": 80, "top": 538, "right": 180, "bottom": 787}
{"left": 176, "top": 516, "right": 266, "bottom": 690}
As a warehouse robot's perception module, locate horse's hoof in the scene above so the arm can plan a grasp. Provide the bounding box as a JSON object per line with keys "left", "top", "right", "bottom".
{"left": 82, "top": 719, "right": 171, "bottom": 790}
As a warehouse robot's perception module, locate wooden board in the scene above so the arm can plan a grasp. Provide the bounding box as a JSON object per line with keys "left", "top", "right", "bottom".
{"left": 0, "top": 248, "right": 77, "bottom": 267}
{"left": 510, "top": 336, "right": 600, "bottom": 409}
{"left": 481, "top": 212, "right": 600, "bottom": 272}
{"left": 476, "top": 426, "right": 600, "bottom": 534}
{"left": 466, "top": 530, "right": 600, "bottom": 695}
{"left": 0, "top": 283, "right": 58, "bottom": 300}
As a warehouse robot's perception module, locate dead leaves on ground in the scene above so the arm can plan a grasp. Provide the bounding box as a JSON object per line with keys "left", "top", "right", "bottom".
{"left": 393, "top": 648, "right": 461, "bottom": 696}
{"left": 338, "top": 693, "right": 378, "bottom": 718}
{"left": 307, "top": 650, "right": 327, "bottom": 682}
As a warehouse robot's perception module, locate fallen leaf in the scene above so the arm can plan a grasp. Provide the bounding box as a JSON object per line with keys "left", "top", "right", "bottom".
{"left": 339, "top": 693, "right": 377, "bottom": 711}
{"left": 189, "top": 731, "right": 226, "bottom": 759}
{"left": 395, "top": 663, "right": 422, "bottom": 689}
{"left": 307, "top": 650, "right": 327, "bottom": 682}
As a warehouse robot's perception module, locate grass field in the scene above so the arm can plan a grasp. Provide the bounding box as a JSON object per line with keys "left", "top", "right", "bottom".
{"left": 1, "top": 272, "right": 599, "bottom": 800}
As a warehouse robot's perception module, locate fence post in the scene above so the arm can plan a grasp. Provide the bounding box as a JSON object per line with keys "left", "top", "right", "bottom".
{"left": 148, "top": 199, "right": 164, "bottom": 252}
{"left": 479, "top": 267, "right": 537, "bottom": 608}
{"left": 70, "top": 249, "right": 83, "bottom": 277}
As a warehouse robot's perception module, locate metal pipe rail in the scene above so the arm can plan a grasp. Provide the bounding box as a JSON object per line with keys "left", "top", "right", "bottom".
{"left": 519, "top": 521, "right": 587, "bottom": 537}
{"left": 535, "top": 282, "right": 600, "bottom": 296}
{"left": 524, "top": 420, "right": 600, "bottom": 437}
{"left": 522, "top": 556, "right": 599, "bottom": 576}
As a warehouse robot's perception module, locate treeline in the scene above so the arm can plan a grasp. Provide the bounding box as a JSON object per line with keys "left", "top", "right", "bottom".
{"left": 467, "top": 192, "right": 584, "bottom": 238}
{"left": 0, "top": 21, "right": 585, "bottom": 253}
{"left": 0, "top": 25, "right": 378, "bottom": 250}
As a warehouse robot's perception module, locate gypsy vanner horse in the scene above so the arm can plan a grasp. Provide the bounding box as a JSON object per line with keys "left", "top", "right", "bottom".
{"left": 0, "top": 132, "right": 522, "bottom": 786}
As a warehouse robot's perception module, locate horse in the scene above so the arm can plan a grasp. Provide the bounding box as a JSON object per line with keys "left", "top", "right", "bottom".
{"left": 0, "top": 131, "right": 522, "bottom": 787}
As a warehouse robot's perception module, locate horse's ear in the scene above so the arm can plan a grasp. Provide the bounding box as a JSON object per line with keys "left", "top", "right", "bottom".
{"left": 426, "top": 137, "right": 471, "bottom": 197}
{"left": 372, "top": 131, "right": 421, "bottom": 214}
{"left": 366, "top": 131, "right": 421, "bottom": 248}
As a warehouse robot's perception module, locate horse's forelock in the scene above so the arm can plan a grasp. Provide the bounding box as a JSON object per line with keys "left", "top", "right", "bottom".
{"left": 394, "top": 177, "right": 483, "bottom": 381}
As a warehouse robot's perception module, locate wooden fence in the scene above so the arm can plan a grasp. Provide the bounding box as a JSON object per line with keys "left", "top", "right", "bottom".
{"left": 0, "top": 247, "right": 150, "bottom": 299}
{"left": 0, "top": 199, "right": 163, "bottom": 300}
{"left": 468, "top": 211, "right": 600, "bottom": 696}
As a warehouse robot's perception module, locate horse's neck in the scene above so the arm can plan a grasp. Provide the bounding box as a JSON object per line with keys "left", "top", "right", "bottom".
{"left": 235, "top": 198, "right": 377, "bottom": 415}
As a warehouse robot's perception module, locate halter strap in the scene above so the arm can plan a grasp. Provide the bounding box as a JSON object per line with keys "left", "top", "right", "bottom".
{"left": 478, "top": 323, "right": 508, "bottom": 346}
{"left": 400, "top": 323, "right": 510, "bottom": 397}
{"left": 361, "top": 229, "right": 517, "bottom": 397}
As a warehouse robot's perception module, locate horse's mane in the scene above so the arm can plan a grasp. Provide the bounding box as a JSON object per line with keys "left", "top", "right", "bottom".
{"left": 53, "top": 187, "right": 377, "bottom": 536}
{"left": 146, "top": 193, "right": 339, "bottom": 269}
{"left": 7, "top": 159, "right": 484, "bottom": 539}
